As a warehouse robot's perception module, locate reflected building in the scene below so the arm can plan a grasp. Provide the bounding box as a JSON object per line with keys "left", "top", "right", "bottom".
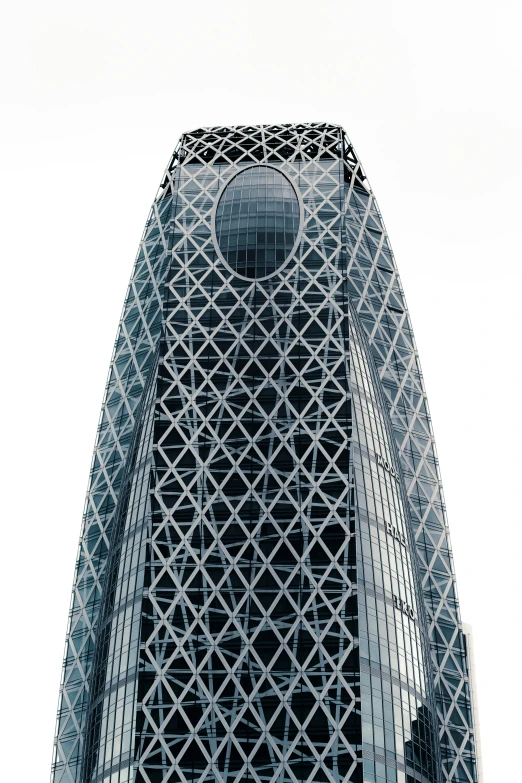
{"left": 51, "top": 124, "right": 479, "bottom": 783}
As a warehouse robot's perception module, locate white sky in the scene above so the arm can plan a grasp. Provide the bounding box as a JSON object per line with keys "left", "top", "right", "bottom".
{"left": 0, "top": 1, "right": 520, "bottom": 779}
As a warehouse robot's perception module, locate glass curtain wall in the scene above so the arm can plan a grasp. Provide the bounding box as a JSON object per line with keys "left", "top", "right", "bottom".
{"left": 52, "top": 124, "right": 476, "bottom": 783}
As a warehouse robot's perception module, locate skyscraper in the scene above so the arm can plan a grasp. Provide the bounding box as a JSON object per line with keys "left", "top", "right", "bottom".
{"left": 51, "top": 124, "right": 479, "bottom": 783}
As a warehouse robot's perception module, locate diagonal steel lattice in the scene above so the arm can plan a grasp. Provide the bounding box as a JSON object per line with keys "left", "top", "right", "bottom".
{"left": 51, "top": 124, "right": 478, "bottom": 783}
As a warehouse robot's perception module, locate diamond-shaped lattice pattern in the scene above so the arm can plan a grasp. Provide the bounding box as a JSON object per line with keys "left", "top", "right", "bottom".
{"left": 51, "top": 191, "right": 174, "bottom": 783}
{"left": 52, "top": 124, "right": 477, "bottom": 783}
{"left": 342, "top": 164, "right": 478, "bottom": 783}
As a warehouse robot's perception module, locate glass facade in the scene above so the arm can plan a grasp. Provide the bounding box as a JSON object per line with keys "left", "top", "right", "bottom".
{"left": 215, "top": 164, "right": 301, "bottom": 278}
{"left": 51, "top": 124, "right": 479, "bottom": 783}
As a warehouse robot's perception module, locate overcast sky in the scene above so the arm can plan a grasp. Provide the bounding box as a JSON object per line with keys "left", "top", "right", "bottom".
{"left": 1, "top": 1, "right": 520, "bottom": 779}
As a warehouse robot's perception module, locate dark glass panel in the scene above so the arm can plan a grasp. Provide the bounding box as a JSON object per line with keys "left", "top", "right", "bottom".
{"left": 215, "top": 165, "right": 300, "bottom": 278}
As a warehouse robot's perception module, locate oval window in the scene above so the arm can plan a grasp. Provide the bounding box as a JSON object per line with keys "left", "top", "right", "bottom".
{"left": 215, "top": 165, "right": 300, "bottom": 279}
